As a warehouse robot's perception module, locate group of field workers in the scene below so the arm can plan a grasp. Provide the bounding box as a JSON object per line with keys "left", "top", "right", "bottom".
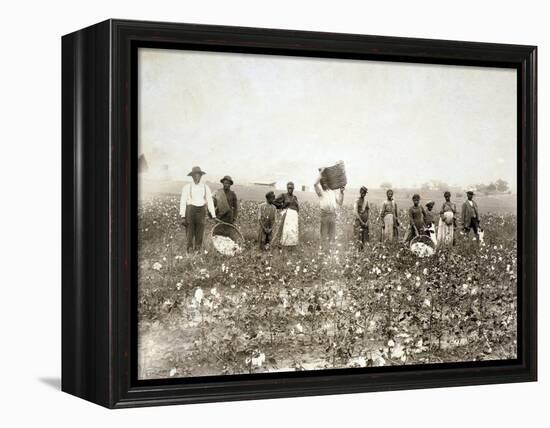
{"left": 179, "top": 165, "right": 482, "bottom": 254}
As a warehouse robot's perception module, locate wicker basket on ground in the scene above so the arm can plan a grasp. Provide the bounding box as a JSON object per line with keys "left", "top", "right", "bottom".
{"left": 320, "top": 161, "right": 347, "bottom": 190}
{"left": 210, "top": 222, "right": 244, "bottom": 256}
{"left": 410, "top": 235, "right": 436, "bottom": 257}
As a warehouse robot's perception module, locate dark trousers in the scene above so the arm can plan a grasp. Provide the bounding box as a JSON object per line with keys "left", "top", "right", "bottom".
{"left": 320, "top": 211, "right": 337, "bottom": 244}
{"left": 354, "top": 222, "right": 369, "bottom": 250}
{"left": 186, "top": 205, "right": 206, "bottom": 252}
{"left": 465, "top": 217, "right": 480, "bottom": 237}
{"left": 258, "top": 229, "right": 273, "bottom": 249}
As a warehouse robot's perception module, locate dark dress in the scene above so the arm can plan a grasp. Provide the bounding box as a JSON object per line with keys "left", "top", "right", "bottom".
{"left": 258, "top": 202, "right": 277, "bottom": 249}
{"left": 273, "top": 193, "right": 299, "bottom": 211}
{"left": 354, "top": 196, "right": 370, "bottom": 248}
{"left": 424, "top": 209, "right": 436, "bottom": 226}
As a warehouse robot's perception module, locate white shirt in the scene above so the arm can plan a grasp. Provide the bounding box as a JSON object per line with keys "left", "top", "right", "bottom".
{"left": 179, "top": 180, "right": 216, "bottom": 218}
{"left": 315, "top": 185, "right": 343, "bottom": 213}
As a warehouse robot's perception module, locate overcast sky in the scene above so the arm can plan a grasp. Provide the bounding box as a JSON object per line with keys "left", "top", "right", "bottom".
{"left": 138, "top": 48, "right": 517, "bottom": 190}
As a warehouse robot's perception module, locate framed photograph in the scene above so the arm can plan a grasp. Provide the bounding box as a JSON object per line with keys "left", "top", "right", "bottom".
{"left": 62, "top": 19, "right": 537, "bottom": 408}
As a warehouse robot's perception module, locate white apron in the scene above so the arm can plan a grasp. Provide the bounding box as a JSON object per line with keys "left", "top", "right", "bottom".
{"left": 280, "top": 209, "right": 299, "bottom": 246}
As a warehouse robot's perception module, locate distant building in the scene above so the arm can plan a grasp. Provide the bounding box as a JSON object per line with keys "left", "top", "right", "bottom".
{"left": 252, "top": 181, "right": 276, "bottom": 188}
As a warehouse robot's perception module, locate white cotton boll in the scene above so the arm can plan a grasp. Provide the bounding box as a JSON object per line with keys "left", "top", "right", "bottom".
{"left": 392, "top": 344, "right": 405, "bottom": 358}
{"left": 194, "top": 288, "right": 204, "bottom": 303}
{"left": 152, "top": 262, "right": 162, "bottom": 271}
{"left": 387, "top": 339, "right": 395, "bottom": 347}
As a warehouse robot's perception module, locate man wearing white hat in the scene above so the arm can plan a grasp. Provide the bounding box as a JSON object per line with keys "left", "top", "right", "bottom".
{"left": 179, "top": 166, "right": 216, "bottom": 252}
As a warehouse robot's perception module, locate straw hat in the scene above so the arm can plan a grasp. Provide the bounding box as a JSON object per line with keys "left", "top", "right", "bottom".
{"left": 220, "top": 175, "right": 234, "bottom": 185}
{"left": 187, "top": 166, "right": 206, "bottom": 176}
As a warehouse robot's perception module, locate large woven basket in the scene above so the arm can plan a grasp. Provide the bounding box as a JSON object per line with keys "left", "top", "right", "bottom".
{"left": 409, "top": 234, "right": 436, "bottom": 258}
{"left": 321, "top": 161, "right": 347, "bottom": 190}
{"left": 210, "top": 222, "right": 244, "bottom": 256}
{"left": 410, "top": 234, "right": 435, "bottom": 249}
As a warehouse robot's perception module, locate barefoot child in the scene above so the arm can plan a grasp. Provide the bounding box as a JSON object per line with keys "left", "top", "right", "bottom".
{"left": 258, "top": 191, "right": 277, "bottom": 249}
{"left": 404, "top": 194, "right": 427, "bottom": 244}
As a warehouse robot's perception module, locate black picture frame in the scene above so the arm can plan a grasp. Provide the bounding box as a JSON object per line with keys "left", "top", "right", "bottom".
{"left": 62, "top": 19, "right": 537, "bottom": 408}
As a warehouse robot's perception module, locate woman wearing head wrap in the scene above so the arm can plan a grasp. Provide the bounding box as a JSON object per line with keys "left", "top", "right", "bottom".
{"left": 437, "top": 191, "right": 457, "bottom": 248}
{"left": 273, "top": 182, "right": 300, "bottom": 247}
{"left": 379, "top": 189, "right": 400, "bottom": 243}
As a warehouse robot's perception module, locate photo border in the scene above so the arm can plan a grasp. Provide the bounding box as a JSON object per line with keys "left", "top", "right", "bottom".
{"left": 62, "top": 19, "right": 537, "bottom": 408}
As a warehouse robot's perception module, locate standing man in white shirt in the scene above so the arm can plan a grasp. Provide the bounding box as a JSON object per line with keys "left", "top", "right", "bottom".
{"left": 179, "top": 166, "right": 216, "bottom": 252}
{"left": 314, "top": 169, "right": 345, "bottom": 248}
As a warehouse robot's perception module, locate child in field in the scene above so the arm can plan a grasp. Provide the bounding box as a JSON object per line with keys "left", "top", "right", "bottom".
{"left": 258, "top": 191, "right": 277, "bottom": 250}
{"left": 404, "top": 194, "right": 427, "bottom": 244}
{"left": 424, "top": 200, "right": 437, "bottom": 246}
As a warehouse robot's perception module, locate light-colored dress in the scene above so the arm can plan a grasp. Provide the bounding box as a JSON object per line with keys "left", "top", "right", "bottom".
{"left": 280, "top": 209, "right": 299, "bottom": 247}
{"left": 380, "top": 199, "right": 399, "bottom": 242}
{"left": 273, "top": 193, "right": 300, "bottom": 247}
{"left": 437, "top": 201, "right": 456, "bottom": 248}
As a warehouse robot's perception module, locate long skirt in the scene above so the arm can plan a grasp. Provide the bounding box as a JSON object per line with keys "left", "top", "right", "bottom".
{"left": 280, "top": 209, "right": 299, "bottom": 247}
{"left": 437, "top": 217, "right": 454, "bottom": 248}
{"left": 382, "top": 214, "right": 398, "bottom": 242}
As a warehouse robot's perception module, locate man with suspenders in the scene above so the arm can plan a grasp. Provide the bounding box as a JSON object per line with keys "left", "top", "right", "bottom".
{"left": 179, "top": 166, "right": 216, "bottom": 252}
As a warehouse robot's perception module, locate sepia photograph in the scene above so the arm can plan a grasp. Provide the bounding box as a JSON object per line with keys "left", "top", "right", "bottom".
{"left": 136, "top": 47, "right": 518, "bottom": 380}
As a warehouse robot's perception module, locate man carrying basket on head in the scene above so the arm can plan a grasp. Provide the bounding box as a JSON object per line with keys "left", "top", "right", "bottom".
{"left": 314, "top": 168, "right": 345, "bottom": 248}
{"left": 179, "top": 166, "right": 216, "bottom": 253}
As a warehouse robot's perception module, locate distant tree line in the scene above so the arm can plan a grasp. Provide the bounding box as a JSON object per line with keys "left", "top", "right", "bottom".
{"left": 379, "top": 178, "right": 511, "bottom": 195}
{"left": 474, "top": 179, "right": 510, "bottom": 195}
